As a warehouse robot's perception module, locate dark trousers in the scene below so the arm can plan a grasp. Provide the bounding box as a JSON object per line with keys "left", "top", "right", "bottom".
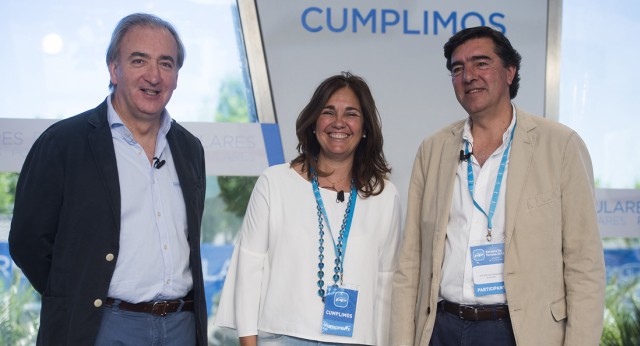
{"left": 429, "top": 307, "right": 516, "bottom": 346}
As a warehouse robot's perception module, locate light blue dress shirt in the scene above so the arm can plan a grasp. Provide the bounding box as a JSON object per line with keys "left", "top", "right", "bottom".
{"left": 105, "top": 95, "right": 192, "bottom": 303}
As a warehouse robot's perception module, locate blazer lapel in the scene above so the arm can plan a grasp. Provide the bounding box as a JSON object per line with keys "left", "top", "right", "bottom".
{"left": 504, "top": 110, "right": 537, "bottom": 249}
{"left": 87, "top": 100, "right": 121, "bottom": 230}
{"left": 166, "top": 124, "right": 196, "bottom": 221}
{"left": 434, "top": 123, "right": 464, "bottom": 255}
{"left": 439, "top": 124, "right": 464, "bottom": 220}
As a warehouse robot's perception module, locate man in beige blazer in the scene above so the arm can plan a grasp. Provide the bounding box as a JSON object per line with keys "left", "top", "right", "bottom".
{"left": 391, "top": 26, "right": 605, "bottom": 346}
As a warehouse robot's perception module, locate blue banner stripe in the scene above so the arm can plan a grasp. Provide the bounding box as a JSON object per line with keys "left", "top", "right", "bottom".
{"left": 260, "top": 123, "right": 285, "bottom": 166}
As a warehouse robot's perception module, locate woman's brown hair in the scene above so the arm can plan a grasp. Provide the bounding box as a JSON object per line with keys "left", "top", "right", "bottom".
{"left": 290, "top": 72, "right": 391, "bottom": 197}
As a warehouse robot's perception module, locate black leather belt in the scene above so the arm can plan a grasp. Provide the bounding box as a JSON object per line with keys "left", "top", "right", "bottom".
{"left": 439, "top": 300, "right": 509, "bottom": 321}
{"left": 105, "top": 298, "right": 194, "bottom": 316}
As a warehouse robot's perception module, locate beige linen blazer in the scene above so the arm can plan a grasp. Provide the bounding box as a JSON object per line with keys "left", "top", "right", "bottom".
{"left": 391, "top": 109, "right": 605, "bottom": 346}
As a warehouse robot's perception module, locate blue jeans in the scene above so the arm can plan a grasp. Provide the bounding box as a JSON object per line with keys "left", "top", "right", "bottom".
{"left": 257, "top": 331, "right": 364, "bottom": 345}
{"left": 429, "top": 307, "right": 516, "bottom": 346}
{"left": 95, "top": 301, "right": 196, "bottom": 346}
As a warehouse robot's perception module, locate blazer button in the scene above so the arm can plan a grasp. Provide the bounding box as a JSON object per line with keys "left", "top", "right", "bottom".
{"left": 94, "top": 299, "right": 103, "bottom": 308}
{"left": 105, "top": 253, "right": 115, "bottom": 262}
{"left": 427, "top": 307, "right": 431, "bottom": 314}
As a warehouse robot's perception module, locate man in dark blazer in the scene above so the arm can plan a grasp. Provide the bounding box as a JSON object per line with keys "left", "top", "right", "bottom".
{"left": 9, "top": 13, "right": 207, "bottom": 345}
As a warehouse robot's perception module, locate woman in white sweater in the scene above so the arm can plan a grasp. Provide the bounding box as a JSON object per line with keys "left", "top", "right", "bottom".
{"left": 215, "top": 72, "right": 402, "bottom": 346}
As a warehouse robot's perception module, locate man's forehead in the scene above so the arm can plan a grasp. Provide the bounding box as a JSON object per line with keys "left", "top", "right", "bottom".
{"left": 122, "top": 26, "right": 174, "bottom": 45}
{"left": 452, "top": 38, "right": 497, "bottom": 60}
{"left": 120, "top": 27, "right": 177, "bottom": 58}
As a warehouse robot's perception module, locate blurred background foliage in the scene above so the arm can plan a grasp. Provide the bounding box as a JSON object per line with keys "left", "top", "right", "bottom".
{"left": 601, "top": 277, "right": 640, "bottom": 346}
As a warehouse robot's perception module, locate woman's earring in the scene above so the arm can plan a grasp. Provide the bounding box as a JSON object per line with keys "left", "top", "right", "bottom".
{"left": 362, "top": 133, "right": 367, "bottom": 138}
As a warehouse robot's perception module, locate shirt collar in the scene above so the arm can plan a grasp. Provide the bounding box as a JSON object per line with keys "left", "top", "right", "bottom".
{"left": 462, "top": 102, "right": 517, "bottom": 149}
{"left": 106, "top": 93, "right": 173, "bottom": 137}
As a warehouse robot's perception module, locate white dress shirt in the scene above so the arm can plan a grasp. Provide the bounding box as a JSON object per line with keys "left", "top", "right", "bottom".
{"left": 439, "top": 107, "right": 517, "bottom": 305}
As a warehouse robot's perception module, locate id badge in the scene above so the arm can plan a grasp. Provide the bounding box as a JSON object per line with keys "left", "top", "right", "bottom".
{"left": 321, "top": 285, "right": 358, "bottom": 337}
{"left": 470, "top": 242, "right": 506, "bottom": 296}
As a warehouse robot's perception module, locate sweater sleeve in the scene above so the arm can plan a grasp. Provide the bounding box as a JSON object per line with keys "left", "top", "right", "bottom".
{"left": 560, "top": 132, "right": 605, "bottom": 345}
{"left": 9, "top": 129, "right": 64, "bottom": 294}
{"left": 214, "top": 173, "right": 270, "bottom": 336}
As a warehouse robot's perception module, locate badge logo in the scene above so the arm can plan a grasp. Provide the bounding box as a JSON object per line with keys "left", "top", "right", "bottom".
{"left": 334, "top": 291, "right": 349, "bottom": 308}
{"left": 472, "top": 248, "right": 486, "bottom": 261}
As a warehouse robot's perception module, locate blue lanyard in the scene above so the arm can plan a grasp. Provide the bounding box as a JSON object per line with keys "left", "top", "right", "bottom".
{"left": 311, "top": 174, "right": 357, "bottom": 271}
{"left": 465, "top": 122, "right": 516, "bottom": 242}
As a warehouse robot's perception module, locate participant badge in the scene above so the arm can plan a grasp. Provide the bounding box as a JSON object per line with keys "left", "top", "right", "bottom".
{"left": 470, "top": 243, "right": 506, "bottom": 296}
{"left": 321, "top": 286, "right": 358, "bottom": 337}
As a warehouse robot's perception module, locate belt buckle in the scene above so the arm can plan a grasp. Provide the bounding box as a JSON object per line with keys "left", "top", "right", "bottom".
{"left": 459, "top": 305, "right": 480, "bottom": 321}
{"left": 152, "top": 301, "right": 169, "bottom": 316}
